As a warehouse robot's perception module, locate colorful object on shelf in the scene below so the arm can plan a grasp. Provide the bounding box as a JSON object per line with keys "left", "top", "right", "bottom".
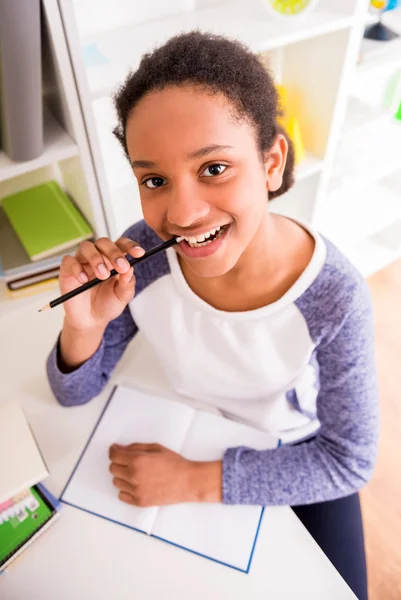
{"left": 383, "top": 69, "right": 401, "bottom": 112}
{"left": 264, "top": 0, "right": 319, "bottom": 17}
{"left": 395, "top": 99, "right": 401, "bottom": 121}
{"left": 1, "top": 181, "right": 93, "bottom": 262}
{"left": 82, "top": 44, "right": 109, "bottom": 68}
{"left": 365, "top": 0, "right": 400, "bottom": 41}
{"left": 275, "top": 84, "right": 305, "bottom": 165}
{"left": 286, "top": 115, "right": 306, "bottom": 164}
{"left": 6, "top": 276, "right": 59, "bottom": 300}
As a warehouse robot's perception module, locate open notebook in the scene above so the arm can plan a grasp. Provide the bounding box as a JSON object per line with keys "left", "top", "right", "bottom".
{"left": 61, "top": 385, "right": 278, "bottom": 573}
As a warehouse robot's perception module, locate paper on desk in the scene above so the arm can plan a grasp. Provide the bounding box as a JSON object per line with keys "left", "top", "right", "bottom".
{"left": 61, "top": 387, "right": 196, "bottom": 534}
{"left": 152, "top": 410, "right": 276, "bottom": 570}
{"left": 0, "top": 401, "right": 49, "bottom": 503}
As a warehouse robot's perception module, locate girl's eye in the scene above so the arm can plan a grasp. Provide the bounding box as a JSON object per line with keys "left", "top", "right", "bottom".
{"left": 201, "top": 164, "right": 227, "bottom": 177}
{"left": 143, "top": 177, "right": 166, "bottom": 189}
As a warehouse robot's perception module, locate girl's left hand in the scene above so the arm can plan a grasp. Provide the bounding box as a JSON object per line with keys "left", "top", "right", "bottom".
{"left": 109, "top": 443, "right": 222, "bottom": 507}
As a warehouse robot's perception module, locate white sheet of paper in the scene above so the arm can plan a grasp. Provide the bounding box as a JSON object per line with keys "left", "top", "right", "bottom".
{"left": 61, "top": 386, "right": 195, "bottom": 534}
{"left": 152, "top": 411, "right": 276, "bottom": 571}
{"left": 0, "top": 402, "right": 49, "bottom": 503}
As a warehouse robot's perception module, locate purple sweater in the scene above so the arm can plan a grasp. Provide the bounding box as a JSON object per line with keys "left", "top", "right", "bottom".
{"left": 47, "top": 220, "right": 379, "bottom": 507}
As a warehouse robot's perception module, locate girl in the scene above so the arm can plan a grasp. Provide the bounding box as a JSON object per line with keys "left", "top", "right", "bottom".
{"left": 47, "top": 32, "right": 378, "bottom": 599}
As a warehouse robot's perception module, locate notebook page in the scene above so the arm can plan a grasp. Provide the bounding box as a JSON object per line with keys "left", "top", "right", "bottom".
{"left": 152, "top": 411, "right": 276, "bottom": 571}
{"left": 61, "top": 386, "right": 195, "bottom": 535}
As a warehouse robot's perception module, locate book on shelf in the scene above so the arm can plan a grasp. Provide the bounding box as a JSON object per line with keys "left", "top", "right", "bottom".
{"left": 5, "top": 277, "right": 60, "bottom": 300}
{"left": 7, "top": 268, "right": 60, "bottom": 291}
{"left": 0, "top": 205, "right": 71, "bottom": 282}
{"left": 1, "top": 180, "right": 93, "bottom": 262}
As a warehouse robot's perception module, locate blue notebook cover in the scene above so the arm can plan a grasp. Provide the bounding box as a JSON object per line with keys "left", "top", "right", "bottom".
{"left": 60, "top": 386, "right": 280, "bottom": 573}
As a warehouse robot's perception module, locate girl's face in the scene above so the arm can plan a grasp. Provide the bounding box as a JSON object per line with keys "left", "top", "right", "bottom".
{"left": 125, "top": 85, "right": 286, "bottom": 278}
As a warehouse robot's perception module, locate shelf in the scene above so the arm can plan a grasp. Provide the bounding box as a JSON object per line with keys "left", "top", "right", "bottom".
{"left": 345, "top": 220, "right": 401, "bottom": 278}
{"left": 329, "top": 118, "right": 401, "bottom": 194}
{"left": 358, "top": 8, "right": 401, "bottom": 77}
{"left": 81, "top": 3, "right": 354, "bottom": 99}
{"left": 340, "top": 96, "right": 391, "bottom": 138}
{"left": 319, "top": 177, "right": 401, "bottom": 250}
{"left": 0, "top": 112, "right": 79, "bottom": 183}
{"left": 358, "top": 36, "right": 401, "bottom": 77}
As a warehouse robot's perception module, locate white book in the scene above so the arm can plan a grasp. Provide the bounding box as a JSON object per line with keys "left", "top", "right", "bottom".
{"left": 61, "top": 385, "right": 278, "bottom": 572}
{"left": 0, "top": 402, "right": 49, "bottom": 503}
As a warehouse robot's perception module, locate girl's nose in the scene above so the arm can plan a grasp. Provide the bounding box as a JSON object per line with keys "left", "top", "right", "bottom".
{"left": 166, "top": 186, "right": 210, "bottom": 229}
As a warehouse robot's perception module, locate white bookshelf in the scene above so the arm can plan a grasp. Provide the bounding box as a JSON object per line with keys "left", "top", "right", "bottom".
{"left": 319, "top": 5, "right": 401, "bottom": 276}
{"left": 54, "top": 0, "right": 401, "bottom": 278}
{"left": 69, "top": 2, "right": 356, "bottom": 101}
{"left": 320, "top": 175, "right": 401, "bottom": 248}
{"left": 0, "top": 112, "right": 79, "bottom": 183}
{"left": 0, "top": 0, "right": 108, "bottom": 317}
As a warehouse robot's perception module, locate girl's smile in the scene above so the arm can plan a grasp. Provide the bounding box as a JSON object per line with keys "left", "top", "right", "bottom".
{"left": 178, "top": 222, "right": 232, "bottom": 258}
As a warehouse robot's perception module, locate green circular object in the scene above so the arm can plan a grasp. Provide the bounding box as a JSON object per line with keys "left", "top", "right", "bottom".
{"left": 266, "top": 0, "right": 318, "bottom": 16}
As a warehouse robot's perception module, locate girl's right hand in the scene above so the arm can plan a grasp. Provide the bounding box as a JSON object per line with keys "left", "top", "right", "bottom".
{"left": 59, "top": 236, "right": 145, "bottom": 332}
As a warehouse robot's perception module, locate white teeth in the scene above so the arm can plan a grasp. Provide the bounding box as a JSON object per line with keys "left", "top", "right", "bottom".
{"left": 183, "top": 225, "right": 225, "bottom": 245}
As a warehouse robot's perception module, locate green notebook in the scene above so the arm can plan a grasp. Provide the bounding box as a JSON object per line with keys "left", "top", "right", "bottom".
{"left": 1, "top": 181, "right": 93, "bottom": 262}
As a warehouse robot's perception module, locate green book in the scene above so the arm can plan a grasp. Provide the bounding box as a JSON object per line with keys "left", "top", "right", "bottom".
{"left": 1, "top": 181, "right": 93, "bottom": 262}
{"left": 0, "top": 485, "right": 60, "bottom": 573}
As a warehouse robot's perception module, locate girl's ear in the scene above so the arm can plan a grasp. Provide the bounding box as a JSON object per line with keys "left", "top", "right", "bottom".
{"left": 263, "top": 133, "right": 288, "bottom": 192}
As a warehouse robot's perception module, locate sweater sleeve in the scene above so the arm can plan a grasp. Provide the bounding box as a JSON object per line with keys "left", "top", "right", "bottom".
{"left": 46, "top": 306, "right": 138, "bottom": 407}
{"left": 222, "top": 280, "right": 379, "bottom": 506}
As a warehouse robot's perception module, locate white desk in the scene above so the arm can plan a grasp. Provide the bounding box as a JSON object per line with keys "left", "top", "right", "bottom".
{"left": 0, "top": 290, "right": 357, "bottom": 599}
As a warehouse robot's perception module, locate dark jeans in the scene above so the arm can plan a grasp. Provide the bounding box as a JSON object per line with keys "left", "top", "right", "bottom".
{"left": 290, "top": 436, "right": 368, "bottom": 599}
{"left": 292, "top": 493, "right": 368, "bottom": 600}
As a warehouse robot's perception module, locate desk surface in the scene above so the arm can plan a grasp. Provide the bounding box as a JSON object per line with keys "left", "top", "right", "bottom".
{"left": 0, "top": 291, "right": 356, "bottom": 599}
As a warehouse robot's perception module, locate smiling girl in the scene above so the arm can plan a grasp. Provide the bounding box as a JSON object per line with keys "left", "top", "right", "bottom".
{"left": 47, "top": 32, "right": 378, "bottom": 599}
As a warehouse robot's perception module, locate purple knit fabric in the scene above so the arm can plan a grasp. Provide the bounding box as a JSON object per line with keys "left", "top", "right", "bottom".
{"left": 46, "top": 222, "right": 379, "bottom": 506}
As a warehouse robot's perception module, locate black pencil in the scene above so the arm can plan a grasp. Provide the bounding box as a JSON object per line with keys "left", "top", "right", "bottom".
{"left": 39, "top": 237, "right": 183, "bottom": 312}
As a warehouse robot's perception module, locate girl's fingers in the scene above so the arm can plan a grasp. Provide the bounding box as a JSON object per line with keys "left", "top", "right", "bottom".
{"left": 95, "top": 237, "right": 142, "bottom": 274}
{"left": 115, "top": 237, "right": 145, "bottom": 259}
{"left": 112, "top": 478, "right": 134, "bottom": 494}
{"left": 103, "top": 256, "right": 114, "bottom": 271}
{"left": 118, "top": 266, "right": 134, "bottom": 284}
{"left": 60, "top": 255, "right": 90, "bottom": 284}
{"left": 118, "top": 492, "right": 135, "bottom": 505}
{"left": 113, "top": 268, "right": 136, "bottom": 305}
{"left": 71, "top": 238, "right": 144, "bottom": 284}
{"left": 76, "top": 240, "right": 111, "bottom": 280}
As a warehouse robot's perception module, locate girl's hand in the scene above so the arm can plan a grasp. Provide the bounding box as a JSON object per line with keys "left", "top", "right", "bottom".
{"left": 59, "top": 237, "right": 145, "bottom": 332}
{"left": 109, "top": 443, "right": 223, "bottom": 507}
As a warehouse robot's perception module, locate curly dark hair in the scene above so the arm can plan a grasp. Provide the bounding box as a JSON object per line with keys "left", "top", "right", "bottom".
{"left": 113, "top": 30, "right": 294, "bottom": 200}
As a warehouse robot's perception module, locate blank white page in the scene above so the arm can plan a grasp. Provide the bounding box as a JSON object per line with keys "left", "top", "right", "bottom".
{"left": 152, "top": 411, "right": 277, "bottom": 571}
{"left": 0, "top": 402, "right": 48, "bottom": 503}
{"left": 61, "top": 386, "right": 195, "bottom": 535}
